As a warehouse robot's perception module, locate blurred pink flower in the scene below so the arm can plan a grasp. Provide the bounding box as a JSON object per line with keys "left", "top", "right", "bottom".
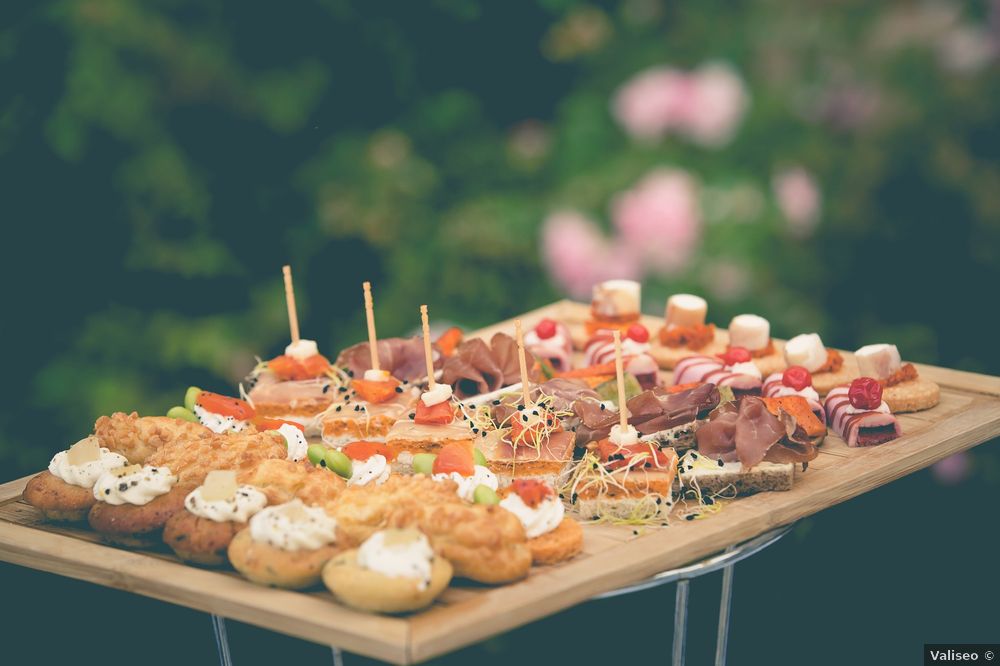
{"left": 611, "top": 62, "right": 749, "bottom": 147}
{"left": 773, "top": 167, "right": 821, "bottom": 237}
{"left": 612, "top": 169, "right": 702, "bottom": 274}
{"left": 932, "top": 452, "right": 971, "bottom": 485}
{"left": 541, "top": 211, "right": 641, "bottom": 298}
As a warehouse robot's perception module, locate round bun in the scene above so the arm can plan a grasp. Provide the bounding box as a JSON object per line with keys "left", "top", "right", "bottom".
{"left": 322, "top": 549, "right": 452, "bottom": 613}
{"left": 22, "top": 471, "right": 96, "bottom": 522}
{"left": 527, "top": 517, "right": 584, "bottom": 565}
{"left": 87, "top": 484, "right": 192, "bottom": 547}
{"left": 163, "top": 511, "right": 245, "bottom": 566}
{"left": 227, "top": 528, "right": 341, "bottom": 589}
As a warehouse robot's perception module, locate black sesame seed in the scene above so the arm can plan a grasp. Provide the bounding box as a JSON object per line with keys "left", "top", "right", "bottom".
{"left": 105, "top": 489, "right": 110, "bottom": 495}
{"left": 408, "top": 413, "right": 415, "bottom": 419}
{"left": 335, "top": 406, "right": 342, "bottom": 412}
{"left": 492, "top": 400, "right": 501, "bottom": 405}
{"left": 395, "top": 386, "right": 403, "bottom": 393}
{"left": 717, "top": 459, "right": 724, "bottom": 467}
{"left": 517, "top": 404, "right": 525, "bottom": 411}
{"left": 600, "top": 404, "right": 606, "bottom": 411}
{"left": 338, "top": 386, "right": 347, "bottom": 393}
{"left": 685, "top": 514, "right": 696, "bottom": 521}
{"left": 632, "top": 529, "right": 638, "bottom": 535}
{"left": 481, "top": 431, "right": 487, "bottom": 437}
{"left": 118, "top": 483, "right": 128, "bottom": 492}
{"left": 322, "top": 385, "right": 330, "bottom": 394}
{"left": 521, "top": 415, "right": 529, "bottom": 422}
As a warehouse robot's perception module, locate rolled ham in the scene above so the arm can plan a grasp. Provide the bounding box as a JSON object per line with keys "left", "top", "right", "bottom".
{"left": 762, "top": 373, "right": 825, "bottom": 424}
{"left": 673, "top": 355, "right": 762, "bottom": 394}
{"left": 583, "top": 333, "right": 658, "bottom": 389}
{"left": 524, "top": 323, "right": 573, "bottom": 373}
{"left": 337, "top": 337, "right": 441, "bottom": 382}
{"left": 440, "top": 333, "right": 529, "bottom": 399}
{"left": 823, "top": 386, "right": 901, "bottom": 447}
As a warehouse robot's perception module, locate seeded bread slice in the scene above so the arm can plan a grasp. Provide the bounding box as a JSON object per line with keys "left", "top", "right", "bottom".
{"left": 679, "top": 461, "right": 794, "bottom": 496}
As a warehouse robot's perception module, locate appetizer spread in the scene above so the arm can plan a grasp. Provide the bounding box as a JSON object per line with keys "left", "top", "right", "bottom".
{"left": 584, "top": 279, "right": 642, "bottom": 339}
{"left": 783, "top": 332, "right": 855, "bottom": 395}
{"left": 654, "top": 294, "right": 724, "bottom": 368}
{"left": 854, "top": 343, "right": 940, "bottom": 413}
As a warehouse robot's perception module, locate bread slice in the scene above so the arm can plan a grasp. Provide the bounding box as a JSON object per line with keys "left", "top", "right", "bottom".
{"left": 385, "top": 420, "right": 476, "bottom": 473}
{"left": 320, "top": 391, "right": 418, "bottom": 448}
{"left": 570, "top": 467, "right": 676, "bottom": 522}
{"left": 679, "top": 460, "right": 793, "bottom": 495}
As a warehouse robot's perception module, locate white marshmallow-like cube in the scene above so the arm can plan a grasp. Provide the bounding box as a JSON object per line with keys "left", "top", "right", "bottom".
{"left": 285, "top": 338, "right": 319, "bottom": 360}
{"left": 664, "top": 294, "right": 707, "bottom": 330}
{"left": 855, "top": 344, "right": 902, "bottom": 380}
{"left": 784, "top": 333, "right": 828, "bottom": 372}
{"left": 592, "top": 280, "right": 641, "bottom": 318}
{"left": 728, "top": 314, "right": 770, "bottom": 351}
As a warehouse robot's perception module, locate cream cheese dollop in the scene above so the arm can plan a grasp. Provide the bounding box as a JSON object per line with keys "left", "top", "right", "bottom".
{"left": 608, "top": 423, "right": 639, "bottom": 447}
{"left": 357, "top": 530, "right": 435, "bottom": 590}
{"left": 727, "top": 361, "right": 762, "bottom": 380}
{"left": 420, "top": 383, "right": 453, "bottom": 407}
{"left": 348, "top": 454, "right": 390, "bottom": 487}
{"left": 285, "top": 339, "right": 319, "bottom": 360}
{"left": 93, "top": 465, "right": 177, "bottom": 506}
{"left": 193, "top": 404, "right": 250, "bottom": 434}
{"left": 500, "top": 492, "right": 564, "bottom": 539}
{"left": 277, "top": 423, "right": 308, "bottom": 461}
{"left": 433, "top": 464, "right": 498, "bottom": 502}
{"left": 49, "top": 443, "right": 128, "bottom": 489}
{"left": 184, "top": 484, "right": 267, "bottom": 523}
{"left": 248, "top": 500, "right": 338, "bottom": 551}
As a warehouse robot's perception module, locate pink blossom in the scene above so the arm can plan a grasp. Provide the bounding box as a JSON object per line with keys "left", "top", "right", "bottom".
{"left": 541, "top": 211, "right": 641, "bottom": 298}
{"left": 612, "top": 169, "right": 701, "bottom": 274}
{"left": 773, "top": 167, "right": 821, "bottom": 237}
{"left": 611, "top": 62, "right": 749, "bottom": 147}
{"left": 932, "top": 452, "right": 971, "bottom": 485}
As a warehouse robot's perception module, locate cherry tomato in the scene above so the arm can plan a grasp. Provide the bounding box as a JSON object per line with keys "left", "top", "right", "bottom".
{"left": 252, "top": 416, "right": 304, "bottom": 432}
{"left": 718, "top": 346, "right": 751, "bottom": 365}
{"left": 343, "top": 440, "right": 394, "bottom": 462}
{"left": 352, "top": 377, "right": 400, "bottom": 404}
{"left": 432, "top": 442, "right": 474, "bottom": 476}
{"left": 626, "top": 323, "right": 650, "bottom": 343}
{"left": 782, "top": 366, "right": 813, "bottom": 391}
{"left": 414, "top": 399, "right": 454, "bottom": 425}
{"left": 196, "top": 392, "right": 255, "bottom": 420}
{"left": 300, "top": 354, "right": 332, "bottom": 378}
{"left": 535, "top": 318, "right": 557, "bottom": 339}
{"left": 848, "top": 377, "right": 883, "bottom": 410}
{"left": 510, "top": 479, "right": 554, "bottom": 507}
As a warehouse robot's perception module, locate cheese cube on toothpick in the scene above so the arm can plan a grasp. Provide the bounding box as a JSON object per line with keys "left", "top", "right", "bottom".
{"left": 201, "top": 470, "right": 238, "bottom": 502}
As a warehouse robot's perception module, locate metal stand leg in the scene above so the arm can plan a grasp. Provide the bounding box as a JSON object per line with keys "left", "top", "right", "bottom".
{"left": 331, "top": 646, "right": 344, "bottom": 666}
{"left": 671, "top": 579, "right": 690, "bottom": 666}
{"left": 211, "top": 614, "right": 233, "bottom": 666}
{"left": 714, "top": 557, "right": 736, "bottom": 666}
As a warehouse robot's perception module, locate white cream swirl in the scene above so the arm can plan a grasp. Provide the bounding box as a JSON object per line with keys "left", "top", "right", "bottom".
{"left": 248, "top": 500, "right": 338, "bottom": 551}
{"left": 184, "top": 484, "right": 267, "bottom": 523}
{"left": 357, "top": 530, "right": 435, "bottom": 590}
{"left": 500, "top": 493, "right": 564, "bottom": 538}
{"left": 93, "top": 465, "right": 177, "bottom": 506}
{"left": 193, "top": 404, "right": 250, "bottom": 434}
{"left": 433, "top": 464, "right": 498, "bottom": 502}
{"left": 48, "top": 445, "right": 128, "bottom": 489}
{"left": 277, "top": 423, "right": 308, "bottom": 461}
{"left": 348, "top": 454, "right": 390, "bottom": 487}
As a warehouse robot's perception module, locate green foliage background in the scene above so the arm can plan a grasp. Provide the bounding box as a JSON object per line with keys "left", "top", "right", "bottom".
{"left": 3, "top": 0, "right": 999, "bottom": 478}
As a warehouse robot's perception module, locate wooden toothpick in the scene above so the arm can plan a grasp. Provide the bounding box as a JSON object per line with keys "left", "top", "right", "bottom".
{"left": 362, "top": 281, "right": 380, "bottom": 372}
{"left": 282, "top": 265, "right": 300, "bottom": 344}
{"left": 613, "top": 330, "right": 629, "bottom": 430}
{"left": 514, "top": 319, "right": 531, "bottom": 406}
{"left": 420, "top": 305, "right": 436, "bottom": 389}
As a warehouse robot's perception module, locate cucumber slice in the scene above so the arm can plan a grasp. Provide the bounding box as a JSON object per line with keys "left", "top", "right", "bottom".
{"left": 472, "top": 484, "right": 499, "bottom": 505}
{"left": 167, "top": 406, "right": 198, "bottom": 423}
{"left": 184, "top": 386, "right": 203, "bottom": 412}
{"left": 412, "top": 453, "right": 437, "bottom": 476}
{"left": 473, "top": 448, "right": 487, "bottom": 467}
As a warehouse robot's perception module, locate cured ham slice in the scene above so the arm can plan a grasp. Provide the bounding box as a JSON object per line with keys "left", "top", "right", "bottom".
{"left": 440, "top": 333, "right": 529, "bottom": 399}
{"left": 673, "top": 355, "right": 762, "bottom": 394}
{"left": 762, "top": 372, "right": 825, "bottom": 424}
{"left": 824, "top": 387, "right": 901, "bottom": 447}
{"left": 583, "top": 333, "right": 658, "bottom": 389}
{"left": 524, "top": 322, "right": 573, "bottom": 373}
{"left": 573, "top": 383, "right": 720, "bottom": 445}
{"left": 338, "top": 337, "right": 441, "bottom": 382}
{"left": 695, "top": 397, "right": 818, "bottom": 467}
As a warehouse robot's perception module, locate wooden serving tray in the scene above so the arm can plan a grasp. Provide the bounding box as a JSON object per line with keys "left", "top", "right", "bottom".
{"left": 2, "top": 300, "right": 999, "bottom": 664}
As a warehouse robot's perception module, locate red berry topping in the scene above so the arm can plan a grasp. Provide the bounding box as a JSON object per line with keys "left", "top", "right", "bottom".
{"left": 848, "top": 377, "right": 883, "bottom": 410}
{"left": 535, "top": 318, "right": 557, "bottom": 339}
{"left": 511, "top": 478, "right": 554, "bottom": 507}
{"left": 782, "top": 366, "right": 813, "bottom": 391}
{"left": 718, "top": 347, "right": 751, "bottom": 366}
{"left": 626, "top": 323, "right": 650, "bottom": 343}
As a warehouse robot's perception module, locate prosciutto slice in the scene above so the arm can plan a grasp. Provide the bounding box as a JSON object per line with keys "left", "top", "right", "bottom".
{"left": 824, "top": 386, "right": 901, "bottom": 447}
{"left": 337, "top": 337, "right": 441, "bottom": 382}
{"left": 762, "top": 372, "right": 826, "bottom": 424}
{"left": 695, "top": 397, "right": 818, "bottom": 467}
{"left": 673, "top": 355, "right": 762, "bottom": 394}
{"left": 440, "top": 333, "right": 531, "bottom": 399}
{"left": 573, "top": 383, "right": 720, "bottom": 444}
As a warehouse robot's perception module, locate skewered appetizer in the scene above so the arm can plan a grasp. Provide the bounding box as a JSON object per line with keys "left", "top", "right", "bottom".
{"left": 671, "top": 347, "right": 763, "bottom": 396}
{"left": 582, "top": 323, "right": 659, "bottom": 390}
{"left": 654, "top": 294, "right": 724, "bottom": 368}
{"left": 481, "top": 398, "right": 577, "bottom": 489}
{"left": 385, "top": 383, "right": 476, "bottom": 474}
{"left": 499, "top": 479, "right": 583, "bottom": 565}
{"left": 440, "top": 333, "right": 529, "bottom": 400}
{"left": 409, "top": 442, "right": 499, "bottom": 503}
{"left": 319, "top": 370, "right": 420, "bottom": 449}
{"left": 87, "top": 463, "right": 191, "bottom": 547}
{"left": 854, "top": 344, "right": 939, "bottom": 413}
{"left": 338, "top": 333, "right": 458, "bottom": 383}
{"left": 763, "top": 366, "right": 825, "bottom": 424}
{"left": 584, "top": 279, "right": 643, "bottom": 339}
{"left": 162, "top": 470, "right": 268, "bottom": 566}
{"left": 23, "top": 436, "right": 129, "bottom": 522}
{"left": 783, "top": 333, "right": 855, "bottom": 395}
{"left": 726, "top": 314, "right": 785, "bottom": 376}
{"left": 824, "top": 378, "right": 902, "bottom": 447}
{"left": 323, "top": 528, "right": 453, "bottom": 614}
{"left": 228, "top": 499, "right": 343, "bottom": 589}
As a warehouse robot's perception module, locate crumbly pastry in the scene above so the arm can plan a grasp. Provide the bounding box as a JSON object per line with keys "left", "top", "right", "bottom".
{"left": 882, "top": 378, "right": 940, "bottom": 413}
{"left": 88, "top": 483, "right": 194, "bottom": 548}
{"left": 163, "top": 480, "right": 268, "bottom": 565}
{"left": 810, "top": 364, "right": 859, "bottom": 396}
{"left": 524, "top": 517, "right": 583, "bottom": 566}
{"left": 237, "top": 459, "right": 346, "bottom": 512}
{"left": 94, "top": 412, "right": 214, "bottom": 464}
{"left": 22, "top": 471, "right": 98, "bottom": 522}
{"left": 146, "top": 430, "right": 288, "bottom": 485}
{"left": 333, "top": 475, "right": 532, "bottom": 584}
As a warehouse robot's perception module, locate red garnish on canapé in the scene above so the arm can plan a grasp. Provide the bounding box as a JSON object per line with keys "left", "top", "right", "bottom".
{"left": 848, "top": 377, "right": 883, "bottom": 410}
{"left": 267, "top": 353, "right": 332, "bottom": 381}
{"left": 625, "top": 323, "right": 649, "bottom": 343}
{"left": 782, "top": 366, "right": 812, "bottom": 391}
{"left": 432, "top": 443, "right": 474, "bottom": 476}
{"left": 352, "top": 377, "right": 401, "bottom": 404}
{"left": 510, "top": 479, "right": 554, "bottom": 508}
{"left": 717, "top": 347, "right": 751, "bottom": 366}
{"left": 509, "top": 406, "right": 560, "bottom": 445}
{"left": 343, "top": 440, "right": 395, "bottom": 462}
{"left": 596, "top": 439, "right": 677, "bottom": 471}
{"left": 535, "top": 318, "right": 557, "bottom": 339}
{"left": 415, "top": 399, "right": 454, "bottom": 425}
{"left": 435, "top": 327, "right": 463, "bottom": 357}
{"left": 196, "top": 392, "right": 255, "bottom": 420}
{"left": 252, "top": 416, "right": 305, "bottom": 432}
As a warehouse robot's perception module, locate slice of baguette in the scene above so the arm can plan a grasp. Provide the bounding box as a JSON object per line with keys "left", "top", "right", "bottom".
{"left": 574, "top": 494, "right": 672, "bottom": 522}
{"left": 679, "top": 461, "right": 793, "bottom": 495}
